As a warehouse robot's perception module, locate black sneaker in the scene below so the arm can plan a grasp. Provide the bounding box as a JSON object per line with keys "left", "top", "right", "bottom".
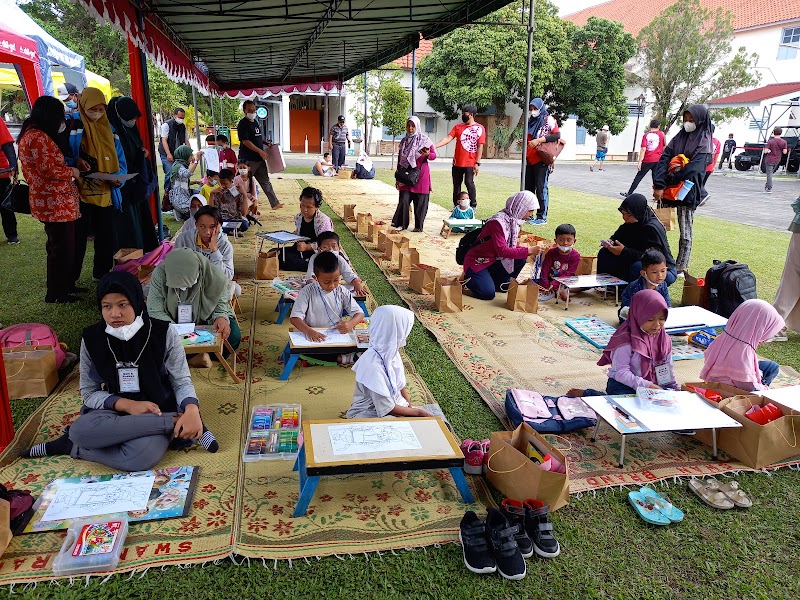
{"left": 458, "top": 511, "right": 496, "bottom": 574}
{"left": 523, "top": 499, "right": 561, "bottom": 558}
{"left": 486, "top": 508, "right": 526, "bottom": 580}
{"left": 500, "top": 498, "right": 534, "bottom": 558}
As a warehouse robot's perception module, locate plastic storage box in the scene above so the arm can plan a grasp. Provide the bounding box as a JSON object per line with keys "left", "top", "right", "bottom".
{"left": 52, "top": 516, "right": 128, "bottom": 576}
{"left": 243, "top": 404, "right": 302, "bottom": 461}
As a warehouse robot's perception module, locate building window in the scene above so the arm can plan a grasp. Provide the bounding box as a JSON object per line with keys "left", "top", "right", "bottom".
{"left": 425, "top": 117, "right": 435, "bottom": 133}
{"left": 570, "top": 114, "right": 587, "bottom": 145}
{"left": 777, "top": 26, "right": 799, "bottom": 60}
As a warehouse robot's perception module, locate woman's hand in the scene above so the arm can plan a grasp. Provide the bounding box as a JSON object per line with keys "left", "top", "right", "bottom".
{"left": 77, "top": 158, "right": 91, "bottom": 172}
{"left": 115, "top": 398, "right": 162, "bottom": 416}
{"left": 604, "top": 240, "right": 624, "bottom": 255}
{"left": 652, "top": 187, "right": 664, "bottom": 202}
{"left": 297, "top": 241, "right": 313, "bottom": 252}
{"left": 395, "top": 182, "right": 401, "bottom": 190}
{"left": 529, "top": 137, "right": 543, "bottom": 148}
{"left": 213, "top": 316, "right": 231, "bottom": 340}
{"left": 71, "top": 167, "right": 81, "bottom": 179}
{"left": 527, "top": 245, "right": 541, "bottom": 257}
{"left": 174, "top": 404, "right": 203, "bottom": 439}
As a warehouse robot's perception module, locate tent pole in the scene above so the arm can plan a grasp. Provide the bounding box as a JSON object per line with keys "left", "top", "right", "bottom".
{"left": 364, "top": 72, "right": 368, "bottom": 152}
{"left": 521, "top": 0, "right": 535, "bottom": 191}
{"left": 192, "top": 85, "right": 201, "bottom": 149}
{"left": 411, "top": 48, "right": 416, "bottom": 115}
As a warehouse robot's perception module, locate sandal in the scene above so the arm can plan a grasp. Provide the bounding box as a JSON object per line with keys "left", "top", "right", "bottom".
{"left": 627, "top": 490, "right": 670, "bottom": 525}
{"left": 688, "top": 478, "right": 734, "bottom": 510}
{"left": 710, "top": 478, "right": 753, "bottom": 508}
{"left": 640, "top": 487, "right": 684, "bottom": 523}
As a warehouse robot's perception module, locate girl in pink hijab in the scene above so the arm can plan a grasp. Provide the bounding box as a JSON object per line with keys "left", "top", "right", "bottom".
{"left": 700, "top": 299, "right": 783, "bottom": 391}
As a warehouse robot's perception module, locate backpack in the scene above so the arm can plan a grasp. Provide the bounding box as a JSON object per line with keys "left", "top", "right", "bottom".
{"left": 702, "top": 260, "right": 757, "bottom": 318}
{"left": 0, "top": 323, "right": 66, "bottom": 369}
{"left": 455, "top": 227, "right": 490, "bottom": 265}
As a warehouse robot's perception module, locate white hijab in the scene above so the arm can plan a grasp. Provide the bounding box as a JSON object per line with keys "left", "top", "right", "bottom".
{"left": 356, "top": 151, "right": 373, "bottom": 172}
{"left": 352, "top": 305, "right": 414, "bottom": 400}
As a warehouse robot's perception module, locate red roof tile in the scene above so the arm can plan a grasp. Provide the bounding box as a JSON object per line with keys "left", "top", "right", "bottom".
{"left": 565, "top": 0, "right": 800, "bottom": 36}
{"left": 708, "top": 81, "right": 800, "bottom": 104}
{"left": 392, "top": 39, "right": 434, "bottom": 69}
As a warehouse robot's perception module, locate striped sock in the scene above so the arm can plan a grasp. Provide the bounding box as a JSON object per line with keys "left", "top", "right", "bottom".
{"left": 22, "top": 430, "right": 72, "bottom": 458}
{"left": 199, "top": 428, "right": 219, "bottom": 453}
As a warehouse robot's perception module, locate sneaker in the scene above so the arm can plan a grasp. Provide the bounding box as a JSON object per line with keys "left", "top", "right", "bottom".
{"left": 499, "top": 499, "right": 534, "bottom": 558}
{"left": 523, "top": 499, "right": 561, "bottom": 558}
{"left": 460, "top": 439, "right": 485, "bottom": 475}
{"left": 7, "top": 237, "right": 19, "bottom": 244}
{"left": 459, "top": 511, "right": 496, "bottom": 574}
{"left": 538, "top": 291, "right": 555, "bottom": 302}
{"left": 528, "top": 218, "right": 547, "bottom": 226}
{"left": 485, "top": 508, "right": 526, "bottom": 580}
{"left": 765, "top": 189, "right": 772, "bottom": 194}
{"left": 766, "top": 327, "right": 789, "bottom": 343}
{"left": 698, "top": 194, "right": 709, "bottom": 207}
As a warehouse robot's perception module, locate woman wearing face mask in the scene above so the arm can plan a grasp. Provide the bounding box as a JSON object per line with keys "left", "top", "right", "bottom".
{"left": 146, "top": 248, "right": 240, "bottom": 367}
{"left": 524, "top": 98, "right": 561, "bottom": 225}
{"left": 68, "top": 87, "right": 128, "bottom": 287}
{"left": 106, "top": 96, "right": 158, "bottom": 253}
{"left": 391, "top": 116, "right": 436, "bottom": 232}
{"left": 17, "top": 96, "right": 82, "bottom": 303}
{"left": 22, "top": 271, "right": 219, "bottom": 468}
{"left": 652, "top": 105, "right": 713, "bottom": 272}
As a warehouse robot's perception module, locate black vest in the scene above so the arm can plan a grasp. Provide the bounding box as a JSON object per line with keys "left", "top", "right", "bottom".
{"left": 160, "top": 118, "right": 186, "bottom": 156}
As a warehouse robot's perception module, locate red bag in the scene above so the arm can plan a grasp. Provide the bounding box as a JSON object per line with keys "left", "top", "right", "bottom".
{"left": 0, "top": 323, "right": 66, "bottom": 369}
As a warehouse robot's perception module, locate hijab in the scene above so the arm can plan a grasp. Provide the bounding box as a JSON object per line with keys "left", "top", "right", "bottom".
{"left": 399, "top": 116, "right": 433, "bottom": 169}
{"left": 160, "top": 248, "right": 228, "bottom": 323}
{"left": 169, "top": 145, "right": 194, "bottom": 184}
{"left": 700, "top": 300, "right": 784, "bottom": 388}
{"left": 78, "top": 87, "right": 119, "bottom": 174}
{"left": 615, "top": 193, "right": 675, "bottom": 267}
{"left": 107, "top": 96, "right": 143, "bottom": 163}
{"left": 667, "top": 104, "right": 713, "bottom": 158}
{"left": 598, "top": 289, "right": 672, "bottom": 383}
{"left": 352, "top": 305, "right": 414, "bottom": 400}
{"left": 486, "top": 191, "right": 538, "bottom": 272}
{"left": 356, "top": 151, "right": 373, "bottom": 172}
{"left": 527, "top": 98, "right": 548, "bottom": 137}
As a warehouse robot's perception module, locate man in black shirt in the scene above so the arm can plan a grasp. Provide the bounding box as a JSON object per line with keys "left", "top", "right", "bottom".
{"left": 159, "top": 107, "right": 189, "bottom": 192}
{"left": 718, "top": 133, "right": 736, "bottom": 170}
{"left": 236, "top": 100, "right": 284, "bottom": 209}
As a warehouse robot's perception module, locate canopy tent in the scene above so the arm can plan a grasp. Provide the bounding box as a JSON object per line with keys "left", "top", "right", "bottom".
{"left": 0, "top": 67, "right": 111, "bottom": 100}
{"left": 709, "top": 82, "right": 800, "bottom": 144}
{"left": 1, "top": 0, "right": 86, "bottom": 97}
{"left": 0, "top": 23, "right": 44, "bottom": 103}
{"left": 222, "top": 81, "right": 343, "bottom": 100}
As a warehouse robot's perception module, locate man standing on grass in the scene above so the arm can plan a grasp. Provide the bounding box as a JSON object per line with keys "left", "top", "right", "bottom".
{"left": 159, "top": 107, "right": 189, "bottom": 193}
{"left": 236, "top": 100, "right": 284, "bottom": 210}
{"left": 434, "top": 104, "right": 485, "bottom": 209}
{"left": 764, "top": 127, "right": 788, "bottom": 194}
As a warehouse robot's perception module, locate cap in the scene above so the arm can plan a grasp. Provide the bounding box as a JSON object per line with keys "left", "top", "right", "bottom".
{"left": 462, "top": 104, "right": 477, "bottom": 114}
{"left": 337, "top": 114, "right": 345, "bottom": 121}
{"left": 601, "top": 125, "right": 610, "bottom": 131}
{"left": 56, "top": 82, "right": 79, "bottom": 101}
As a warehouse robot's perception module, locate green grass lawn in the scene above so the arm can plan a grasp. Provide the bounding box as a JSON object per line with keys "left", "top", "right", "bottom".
{"left": 3, "top": 170, "right": 800, "bottom": 598}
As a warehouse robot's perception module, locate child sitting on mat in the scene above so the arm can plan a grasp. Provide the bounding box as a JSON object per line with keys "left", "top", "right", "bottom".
{"left": 537, "top": 223, "right": 581, "bottom": 302}
{"left": 699, "top": 299, "right": 784, "bottom": 391}
{"left": 290, "top": 251, "right": 364, "bottom": 365}
{"left": 449, "top": 192, "right": 476, "bottom": 233}
{"left": 305, "top": 231, "right": 366, "bottom": 296}
{"left": 280, "top": 186, "right": 334, "bottom": 272}
{"left": 568, "top": 289, "right": 677, "bottom": 397}
{"left": 347, "top": 305, "right": 445, "bottom": 419}
{"left": 618, "top": 249, "right": 671, "bottom": 321}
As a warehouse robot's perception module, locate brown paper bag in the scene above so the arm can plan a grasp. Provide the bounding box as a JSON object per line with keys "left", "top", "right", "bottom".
{"left": 505, "top": 278, "right": 540, "bottom": 313}
{"left": 368, "top": 221, "right": 386, "bottom": 245}
{"left": 680, "top": 272, "right": 705, "bottom": 306}
{"left": 681, "top": 381, "right": 749, "bottom": 399}
{"left": 575, "top": 255, "right": 596, "bottom": 276}
{"left": 113, "top": 248, "right": 143, "bottom": 264}
{"left": 398, "top": 248, "right": 420, "bottom": 277}
{"left": 3, "top": 346, "right": 59, "bottom": 399}
{"left": 409, "top": 264, "right": 440, "bottom": 294}
{"left": 343, "top": 204, "right": 356, "bottom": 222}
{"left": 256, "top": 249, "right": 279, "bottom": 280}
{"left": 388, "top": 238, "right": 411, "bottom": 264}
{"left": 356, "top": 212, "right": 372, "bottom": 235}
{"left": 434, "top": 276, "right": 463, "bottom": 312}
{"left": 655, "top": 203, "right": 676, "bottom": 231}
{"left": 486, "top": 423, "right": 570, "bottom": 511}
{"left": 381, "top": 233, "right": 405, "bottom": 259}
{"left": 0, "top": 499, "right": 11, "bottom": 559}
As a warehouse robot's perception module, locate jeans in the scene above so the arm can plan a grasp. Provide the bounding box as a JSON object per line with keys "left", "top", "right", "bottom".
{"left": 626, "top": 162, "right": 657, "bottom": 196}
{"left": 583, "top": 378, "right": 636, "bottom": 397}
{"left": 332, "top": 145, "right": 346, "bottom": 170}
{"left": 524, "top": 162, "right": 549, "bottom": 219}
{"left": 765, "top": 162, "right": 778, "bottom": 191}
{"left": 247, "top": 160, "right": 281, "bottom": 208}
{"left": 452, "top": 166, "right": 476, "bottom": 207}
{"left": 160, "top": 154, "right": 173, "bottom": 192}
{"left": 759, "top": 360, "right": 779, "bottom": 387}
{"left": 628, "top": 262, "right": 678, "bottom": 287}
{"left": 465, "top": 258, "right": 526, "bottom": 301}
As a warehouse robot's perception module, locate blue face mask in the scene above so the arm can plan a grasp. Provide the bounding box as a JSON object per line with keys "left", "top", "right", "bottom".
{"left": 65, "top": 100, "right": 77, "bottom": 110}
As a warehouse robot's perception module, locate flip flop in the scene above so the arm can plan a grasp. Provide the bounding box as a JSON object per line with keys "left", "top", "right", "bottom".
{"left": 709, "top": 478, "right": 753, "bottom": 508}
{"left": 688, "top": 478, "right": 734, "bottom": 510}
{"left": 640, "top": 487, "right": 684, "bottom": 523}
{"left": 627, "top": 490, "right": 671, "bottom": 525}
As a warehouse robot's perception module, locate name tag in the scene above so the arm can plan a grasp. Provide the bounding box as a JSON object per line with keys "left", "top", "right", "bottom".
{"left": 118, "top": 366, "right": 141, "bottom": 393}
{"left": 177, "top": 303, "right": 193, "bottom": 324}
{"left": 654, "top": 361, "right": 674, "bottom": 387}
{"left": 229, "top": 187, "right": 240, "bottom": 197}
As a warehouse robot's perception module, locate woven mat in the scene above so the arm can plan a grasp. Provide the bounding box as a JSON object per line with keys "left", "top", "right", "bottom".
{"left": 311, "top": 177, "right": 800, "bottom": 493}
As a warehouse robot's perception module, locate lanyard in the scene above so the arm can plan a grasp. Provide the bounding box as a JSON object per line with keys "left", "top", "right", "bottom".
{"left": 315, "top": 284, "right": 340, "bottom": 327}
{"left": 106, "top": 320, "right": 152, "bottom": 368}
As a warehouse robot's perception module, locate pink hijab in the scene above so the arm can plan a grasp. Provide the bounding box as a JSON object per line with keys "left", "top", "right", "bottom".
{"left": 598, "top": 289, "right": 672, "bottom": 382}
{"left": 700, "top": 299, "right": 784, "bottom": 388}
{"left": 486, "top": 191, "right": 538, "bottom": 272}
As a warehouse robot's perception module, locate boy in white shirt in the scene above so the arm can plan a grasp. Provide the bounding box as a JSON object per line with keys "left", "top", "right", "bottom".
{"left": 305, "top": 231, "right": 366, "bottom": 296}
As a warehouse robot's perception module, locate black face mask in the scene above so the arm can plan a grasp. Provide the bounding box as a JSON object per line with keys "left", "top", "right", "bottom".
{"left": 461, "top": 113, "right": 471, "bottom": 123}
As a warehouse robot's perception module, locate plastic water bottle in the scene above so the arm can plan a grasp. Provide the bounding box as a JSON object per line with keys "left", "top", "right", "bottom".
{"left": 676, "top": 180, "right": 695, "bottom": 201}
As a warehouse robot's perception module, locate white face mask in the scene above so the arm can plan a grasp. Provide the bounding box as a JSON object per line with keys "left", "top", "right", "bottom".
{"left": 105, "top": 314, "right": 145, "bottom": 342}
{"left": 644, "top": 274, "right": 662, "bottom": 287}
{"left": 683, "top": 122, "right": 696, "bottom": 133}
{"left": 86, "top": 110, "right": 104, "bottom": 121}
{"left": 238, "top": 169, "right": 249, "bottom": 176}
{"left": 174, "top": 117, "right": 185, "bottom": 124}
{"left": 123, "top": 118, "right": 136, "bottom": 128}
{"left": 459, "top": 201, "right": 470, "bottom": 209}
{"left": 557, "top": 245, "right": 572, "bottom": 253}
{"left": 246, "top": 112, "right": 257, "bottom": 121}
{"left": 530, "top": 109, "right": 541, "bottom": 117}
{"left": 58, "top": 122, "right": 66, "bottom": 134}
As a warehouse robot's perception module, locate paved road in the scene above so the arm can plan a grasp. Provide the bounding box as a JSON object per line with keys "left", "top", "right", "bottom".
{"left": 285, "top": 155, "right": 799, "bottom": 232}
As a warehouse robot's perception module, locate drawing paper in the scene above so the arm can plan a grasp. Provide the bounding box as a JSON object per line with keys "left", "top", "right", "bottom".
{"left": 42, "top": 476, "right": 154, "bottom": 522}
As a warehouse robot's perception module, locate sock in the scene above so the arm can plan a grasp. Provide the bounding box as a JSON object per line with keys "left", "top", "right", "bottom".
{"left": 23, "top": 429, "right": 73, "bottom": 458}
{"left": 199, "top": 427, "right": 219, "bottom": 453}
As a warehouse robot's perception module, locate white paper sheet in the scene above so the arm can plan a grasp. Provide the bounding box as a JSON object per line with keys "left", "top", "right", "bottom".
{"left": 200, "top": 147, "right": 220, "bottom": 173}
{"left": 171, "top": 323, "right": 196, "bottom": 335}
{"left": 664, "top": 306, "right": 727, "bottom": 332}
{"left": 258, "top": 230, "right": 308, "bottom": 244}
{"left": 755, "top": 386, "right": 800, "bottom": 412}
{"left": 613, "top": 391, "right": 740, "bottom": 432}
{"left": 41, "top": 475, "right": 155, "bottom": 521}
{"left": 328, "top": 422, "right": 422, "bottom": 455}
{"left": 289, "top": 330, "right": 356, "bottom": 347}
{"left": 554, "top": 274, "right": 627, "bottom": 288}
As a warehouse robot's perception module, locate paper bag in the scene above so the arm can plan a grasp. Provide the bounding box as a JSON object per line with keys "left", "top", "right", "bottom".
{"left": 680, "top": 272, "right": 705, "bottom": 306}
{"left": 113, "top": 248, "right": 143, "bottom": 264}
{"left": 388, "top": 238, "right": 411, "bottom": 264}
{"left": 343, "top": 204, "right": 356, "bottom": 222}
{"left": 434, "top": 276, "right": 463, "bottom": 312}
{"left": 0, "top": 499, "right": 11, "bottom": 559}
{"left": 694, "top": 395, "right": 800, "bottom": 469}
{"left": 357, "top": 212, "right": 372, "bottom": 235}
{"left": 486, "top": 423, "right": 569, "bottom": 511}
{"left": 336, "top": 167, "right": 351, "bottom": 178}
{"left": 575, "top": 255, "right": 596, "bottom": 276}
{"left": 368, "top": 221, "right": 386, "bottom": 245}
{"left": 409, "top": 264, "right": 440, "bottom": 294}
{"left": 398, "top": 248, "right": 420, "bottom": 277}
{"left": 382, "top": 234, "right": 405, "bottom": 259}
{"left": 266, "top": 144, "right": 286, "bottom": 173}
{"left": 256, "top": 249, "right": 279, "bottom": 280}
{"left": 505, "top": 278, "right": 540, "bottom": 313}
{"left": 3, "top": 346, "right": 59, "bottom": 399}
{"left": 655, "top": 203, "right": 677, "bottom": 231}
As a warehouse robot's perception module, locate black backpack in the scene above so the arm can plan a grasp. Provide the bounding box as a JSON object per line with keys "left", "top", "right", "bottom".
{"left": 455, "top": 227, "right": 490, "bottom": 265}
{"left": 702, "top": 260, "right": 757, "bottom": 318}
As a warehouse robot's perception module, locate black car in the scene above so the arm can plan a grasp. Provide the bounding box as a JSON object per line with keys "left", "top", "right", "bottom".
{"left": 734, "top": 135, "right": 799, "bottom": 173}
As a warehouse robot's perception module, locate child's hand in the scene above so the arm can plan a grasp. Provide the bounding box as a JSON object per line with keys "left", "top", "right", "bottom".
{"left": 336, "top": 320, "right": 352, "bottom": 334}
{"left": 352, "top": 280, "right": 366, "bottom": 296}
{"left": 648, "top": 383, "right": 663, "bottom": 390}
{"left": 307, "top": 329, "right": 327, "bottom": 343}
{"left": 414, "top": 408, "right": 432, "bottom": 417}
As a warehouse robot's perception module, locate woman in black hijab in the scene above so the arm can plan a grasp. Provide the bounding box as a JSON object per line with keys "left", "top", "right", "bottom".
{"left": 598, "top": 193, "right": 678, "bottom": 285}
{"left": 107, "top": 96, "right": 158, "bottom": 252}
{"left": 23, "top": 271, "right": 218, "bottom": 470}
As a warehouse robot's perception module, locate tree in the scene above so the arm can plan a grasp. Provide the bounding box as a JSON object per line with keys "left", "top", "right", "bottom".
{"left": 147, "top": 61, "right": 187, "bottom": 119}
{"left": 380, "top": 80, "right": 411, "bottom": 167}
{"left": 346, "top": 67, "right": 403, "bottom": 149}
{"left": 635, "top": 0, "right": 761, "bottom": 130}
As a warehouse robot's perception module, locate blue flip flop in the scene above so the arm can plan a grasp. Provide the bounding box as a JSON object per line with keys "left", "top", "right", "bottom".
{"left": 628, "top": 490, "right": 671, "bottom": 525}
{"left": 640, "top": 486, "right": 684, "bottom": 523}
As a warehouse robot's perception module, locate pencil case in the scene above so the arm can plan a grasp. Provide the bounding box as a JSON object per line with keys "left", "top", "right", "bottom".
{"left": 505, "top": 389, "right": 597, "bottom": 434}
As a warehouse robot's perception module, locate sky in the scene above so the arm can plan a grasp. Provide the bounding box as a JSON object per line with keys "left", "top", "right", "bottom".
{"left": 551, "top": 0, "right": 609, "bottom": 16}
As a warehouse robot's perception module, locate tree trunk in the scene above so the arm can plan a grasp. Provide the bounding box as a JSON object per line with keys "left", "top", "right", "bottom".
{"left": 391, "top": 135, "right": 395, "bottom": 168}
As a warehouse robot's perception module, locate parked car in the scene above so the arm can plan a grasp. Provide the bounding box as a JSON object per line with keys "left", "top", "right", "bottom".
{"left": 734, "top": 136, "right": 799, "bottom": 173}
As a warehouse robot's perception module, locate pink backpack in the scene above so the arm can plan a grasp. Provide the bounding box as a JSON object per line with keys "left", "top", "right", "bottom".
{"left": 0, "top": 323, "right": 67, "bottom": 369}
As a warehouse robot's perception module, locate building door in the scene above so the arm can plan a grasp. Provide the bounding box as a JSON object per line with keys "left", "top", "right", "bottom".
{"left": 289, "top": 110, "right": 322, "bottom": 153}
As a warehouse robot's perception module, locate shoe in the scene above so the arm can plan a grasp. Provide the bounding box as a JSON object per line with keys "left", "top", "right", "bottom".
{"left": 523, "top": 499, "right": 561, "bottom": 558}
{"left": 480, "top": 439, "right": 490, "bottom": 474}
{"left": 68, "top": 286, "right": 88, "bottom": 294}
{"left": 619, "top": 192, "right": 628, "bottom": 198}
{"left": 390, "top": 225, "right": 404, "bottom": 232}
{"left": 460, "top": 439, "right": 485, "bottom": 475}
{"left": 459, "top": 511, "right": 496, "bottom": 574}
{"left": 499, "top": 499, "right": 534, "bottom": 558}
{"left": 765, "top": 189, "right": 772, "bottom": 194}
{"left": 7, "top": 237, "right": 19, "bottom": 244}
{"left": 411, "top": 228, "right": 423, "bottom": 233}
{"left": 766, "top": 327, "right": 788, "bottom": 342}
{"left": 676, "top": 271, "right": 686, "bottom": 279}
{"left": 589, "top": 166, "right": 594, "bottom": 172}
{"left": 538, "top": 291, "right": 555, "bottom": 302}
{"left": 698, "top": 194, "right": 709, "bottom": 207}
{"left": 44, "top": 294, "right": 80, "bottom": 304}
{"left": 485, "top": 508, "right": 526, "bottom": 580}
{"left": 528, "top": 218, "right": 547, "bottom": 226}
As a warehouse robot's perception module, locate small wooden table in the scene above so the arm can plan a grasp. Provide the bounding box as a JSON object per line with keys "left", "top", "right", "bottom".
{"left": 275, "top": 292, "right": 369, "bottom": 324}
{"left": 256, "top": 231, "right": 310, "bottom": 261}
{"left": 181, "top": 326, "right": 240, "bottom": 383}
{"left": 279, "top": 327, "right": 361, "bottom": 380}
{"left": 292, "top": 417, "right": 474, "bottom": 517}
{"left": 553, "top": 273, "right": 628, "bottom": 310}
{"left": 440, "top": 218, "right": 483, "bottom": 238}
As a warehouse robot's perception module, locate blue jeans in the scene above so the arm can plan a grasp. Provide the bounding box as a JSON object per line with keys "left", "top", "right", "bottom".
{"left": 160, "top": 155, "right": 173, "bottom": 192}
{"left": 332, "top": 145, "right": 346, "bottom": 170}
{"left": 759, "top": 360, "right": 779, "bottom": 387}
{"left": 629, "top": 261, "right": 678, "bottom": 286}
{"left": 584, "top": 378, "right": 636, "bottom": 397}
{"left": 465, "top": 259, "right": 526, "bottom": 300}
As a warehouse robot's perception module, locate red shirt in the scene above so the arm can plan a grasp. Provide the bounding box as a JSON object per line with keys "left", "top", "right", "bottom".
{"left": 526, "top": 116, "right": 560, "bottom": 165}
{"left": 0, "top": 120, "right": 13, "bottom": 178}
{"left": 706, "top": 138, "right": 721, "bottom": 173}
{"left": 19, "top": 129, "right": 80, "bottom": 223}
{"left": 641, "top": 129, "right": 666, "bottom": 163}
{"left": 448, "top": 122, "right": 486, "bottom": 168}
{"left": 219, "top": 147, "right": 237, "bottom": 171}
{"left": 765, "top": 136, "right": 788, "bottom": 165}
